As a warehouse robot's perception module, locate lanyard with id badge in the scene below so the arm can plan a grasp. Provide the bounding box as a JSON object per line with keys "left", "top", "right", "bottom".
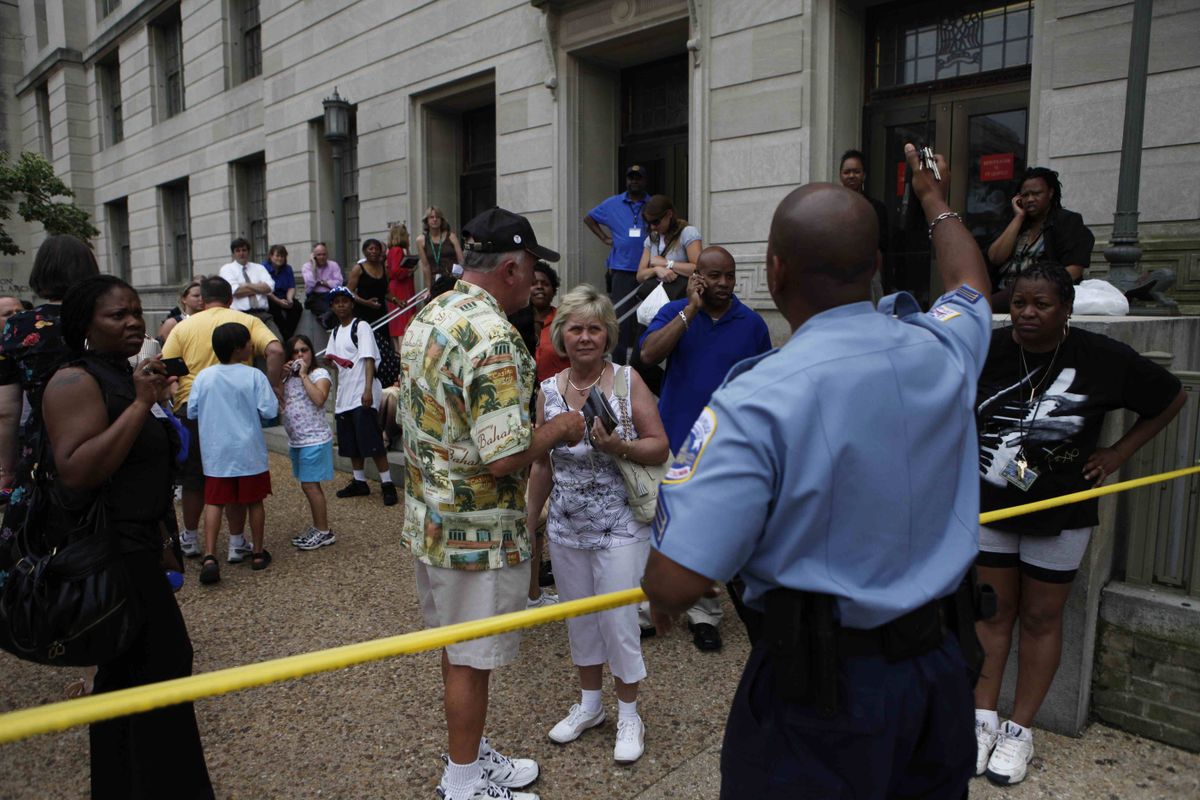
{"left": 1004, "top": 343, "right": 1061, "bottom": 491}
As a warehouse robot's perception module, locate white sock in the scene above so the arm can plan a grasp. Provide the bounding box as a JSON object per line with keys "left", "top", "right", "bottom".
{"left": 581, "top": 688, "right": 603, "bottom": 714}
{"left": 441, "top": 756, "right": 482, "bottom": 797}
{"left": 229, "top": 533, "right": 246, "bottom": 548}
{"left": 353, "top": 469, "right": 366, "bottom": 481}
{"left": 975, "top": 709, "right": 999, "bottom": 730}
{"left": 618, "top": 698, "right": 638, "bottom": 722}
{"left": 380, "top": 474, "right": 394, "bottom": 485}
{"left": 1004, "top": 720, "right": 1032, "bottom": 740}
{"left": 315, "top": 528, "right": 329, "bottom": 535}
{"left": 181, "top": 529, "right": 197, "bottom": 541}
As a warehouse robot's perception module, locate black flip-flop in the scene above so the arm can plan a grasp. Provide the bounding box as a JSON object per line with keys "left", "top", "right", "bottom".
{"left": 251, "top": 549, "right": 272, "bottom": 571}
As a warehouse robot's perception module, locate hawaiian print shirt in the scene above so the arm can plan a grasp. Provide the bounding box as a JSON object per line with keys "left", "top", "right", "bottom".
{"left": 398, "top": 281, "right": 535, "bottom": 570}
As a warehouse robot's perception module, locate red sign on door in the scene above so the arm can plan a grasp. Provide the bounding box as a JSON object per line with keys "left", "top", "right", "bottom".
{"left": 896, "top": 162, "right": 907, "bottom": 197}
{"left": 980, "top": 153, "right": 1015, "bottom": 182}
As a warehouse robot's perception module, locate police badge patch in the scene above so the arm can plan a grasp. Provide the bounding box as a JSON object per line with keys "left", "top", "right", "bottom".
{"left": 663, "top": 407, "right": 717, "bottom": 484}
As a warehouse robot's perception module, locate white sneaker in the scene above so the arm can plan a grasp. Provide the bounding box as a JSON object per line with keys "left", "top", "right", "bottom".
{"left": 436, "top": 775, "right": 539, "bottom": 800}
{"left": 614, "top": 715, "right": 645, "bottom": 764}
{"left": 179, "top": 531, "right": 200, "bottom": 558}
{"left": 291, "top": 526, "right": 317, "bottom": 546}
{"left": 985, "top": 721, "right": 1034, "bottom": 785}
{"left": 227, "top": 536, "right": 253, "bottom": 563}
{"left": 479, "top": 739, "right": 538, "bottom": 789}
{"left": 975, "top": 719, "right": 999, "bottom": 776}
{"left": 296, "top": 529, "right": 336, "bottom": 551}
{"left": 548, "top": 703, "right": 605, "bottom": 744}
{"left": 526, "top": 590, "right": 559, "bottom": 609}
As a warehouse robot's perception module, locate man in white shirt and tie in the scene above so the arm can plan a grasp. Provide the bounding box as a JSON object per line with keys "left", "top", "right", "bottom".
{"left": 219, "top": 237, "right": 279, "bottom": 336}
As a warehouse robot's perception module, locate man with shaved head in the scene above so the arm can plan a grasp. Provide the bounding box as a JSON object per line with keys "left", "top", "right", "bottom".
{"left": 639, "top": 245, "right": 771, "bottom": 651}
{"left": 643, "top": 144, "right": 992, "bottom": 798}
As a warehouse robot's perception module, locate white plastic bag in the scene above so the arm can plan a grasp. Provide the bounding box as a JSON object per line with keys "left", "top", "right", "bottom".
{"left": 1072, "top": 279, "right": 1129, "bottom": 316}
{"left": 636, "top": 283, "right": 671, "bottom": 326}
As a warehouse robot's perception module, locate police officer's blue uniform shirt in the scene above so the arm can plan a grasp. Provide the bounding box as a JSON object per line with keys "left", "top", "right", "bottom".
{"left": 587, "top": 192, "right": 649, "bottom": 272}
{"left": 652, "top": 285, "right": 992, "bottom": 630}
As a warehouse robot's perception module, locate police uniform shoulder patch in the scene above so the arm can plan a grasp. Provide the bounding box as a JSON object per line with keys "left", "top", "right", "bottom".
{"left": 929, "top": 304, "right": 961, "bottom": 323}
{"left": 663, "top": 407, "right": 717, "bottom": 484}
{"left": 954, "top": 285, "right": 982, "bottom": 304}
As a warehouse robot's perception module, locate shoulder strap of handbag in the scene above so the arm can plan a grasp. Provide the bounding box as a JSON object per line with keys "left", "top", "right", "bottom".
{"left": 614, "top": 365, "right": 634, "bottom": 442}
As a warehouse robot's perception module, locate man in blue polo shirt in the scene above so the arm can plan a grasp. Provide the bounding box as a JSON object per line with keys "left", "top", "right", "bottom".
{"left": 584, "top": 165, "right": 650, "bottom": 365}
{"left": 639, "top": 245, "right": 772, "bottom": 650}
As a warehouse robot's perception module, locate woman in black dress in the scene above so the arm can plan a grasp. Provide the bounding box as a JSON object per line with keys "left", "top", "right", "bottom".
{"left": 415, "top": 205, "right": 464, "bottom": 299}
{"left": 346, "top": 238, "right": 401, "bottom": 386}
{"left": 42, "top": 275, "right": 213, "bottom": 798}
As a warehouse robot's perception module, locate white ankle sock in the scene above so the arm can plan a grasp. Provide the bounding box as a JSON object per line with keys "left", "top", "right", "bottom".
{"left": 581, "top": 689, "right": 603, "bottom": 714}
{"left": 442, "top": 757, "right": 482, "bottom": 797}
{"left": 618, "top": 698, "right": 638, "bottom": 722}
{"left": 1004, "top": 720, "right": 1032, "bottom": 740}
{"left": 380, "top": 471, "right": 394, "bottom": 484}
{"left": 181, "top": 529, "right": 197, "bottom": 540}
{"left": 352, "top": 469, "right": 366, "bottom": 481}
{"left": 975, "top": 709, "right": 999, "bottom": 730}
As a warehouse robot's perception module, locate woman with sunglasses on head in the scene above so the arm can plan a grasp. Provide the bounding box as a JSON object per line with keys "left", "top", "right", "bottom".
{"left": 634, "top": 195, "right": 702, "bottom": 304}
{"left": 157, "top": 279, "right": 204, "bottom": 343}
{"left": 972, "top": 261, "right": 1185, "bottom": 787}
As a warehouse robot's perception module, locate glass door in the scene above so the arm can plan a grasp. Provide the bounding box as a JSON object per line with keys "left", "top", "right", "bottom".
{"left": 867, "top": 84, "right": 1028, "bottom": 307}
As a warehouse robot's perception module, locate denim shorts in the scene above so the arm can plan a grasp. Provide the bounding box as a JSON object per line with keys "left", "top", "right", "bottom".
{"left": 289, "top": 440, "right": 334, "bottom": 483}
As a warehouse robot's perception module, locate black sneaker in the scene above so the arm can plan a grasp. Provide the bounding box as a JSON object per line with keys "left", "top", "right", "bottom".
{"left": 381, "top": 482, "right": 398, "bottom": 506}
{"left": 336, "top": 479, "right": 370, "bottom": 498}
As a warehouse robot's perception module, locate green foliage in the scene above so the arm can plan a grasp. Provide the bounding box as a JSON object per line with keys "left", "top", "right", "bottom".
{"left": 0, "top": 151, "right": 99, "bottom": 256}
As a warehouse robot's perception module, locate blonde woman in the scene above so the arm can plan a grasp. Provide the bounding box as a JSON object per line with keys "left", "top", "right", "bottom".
{"left": 157, "top": 280, "right": 204, "bottom": 343}
{"left": 415, "top": 206, "right": 464, "bottom": 298}
{"left": 526, "top": 284, "right": 669, "bottom": 765}
{"left": 385, "top": 223, "right": 416, "bottom": 350}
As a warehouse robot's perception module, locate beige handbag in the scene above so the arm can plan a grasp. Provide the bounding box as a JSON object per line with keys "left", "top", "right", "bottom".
{"left": 612, "top": 366, "right": 668, "bottom": 523}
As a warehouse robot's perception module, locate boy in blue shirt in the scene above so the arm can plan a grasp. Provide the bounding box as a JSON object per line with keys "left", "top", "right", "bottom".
{"left": 188, "top": 322, "right": 279, "bottom": 585}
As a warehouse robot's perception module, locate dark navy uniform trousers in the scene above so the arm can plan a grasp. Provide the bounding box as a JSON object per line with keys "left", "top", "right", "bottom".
{"left": 720, "top": 636, "right": 974, "bottom": 799}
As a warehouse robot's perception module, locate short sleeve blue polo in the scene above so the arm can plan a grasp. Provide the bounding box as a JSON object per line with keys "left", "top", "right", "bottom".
{"left": 651, "top": 285, "right": 992, "bottom": 629}
{"left": 640, "top": 295, "right": 773, "bottom": 452}
{"left": 587, "top": 192, "right": 649, "bottom": 272}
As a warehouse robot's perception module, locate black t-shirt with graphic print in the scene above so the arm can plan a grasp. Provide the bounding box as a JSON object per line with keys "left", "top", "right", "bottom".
{"left": 976, "top": 327, "right": 1181, "bottom": 536}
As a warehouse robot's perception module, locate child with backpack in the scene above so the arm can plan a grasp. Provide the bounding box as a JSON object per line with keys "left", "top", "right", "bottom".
{"left": 325, "top": 287, "right": 397, "bottom": 506}
{"left": 281, "top": 334, "right": 336, "bottom": 550}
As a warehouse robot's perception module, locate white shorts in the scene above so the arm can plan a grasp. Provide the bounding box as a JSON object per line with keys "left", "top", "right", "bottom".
{"left": 414, "top": 558, "right": 531, "bottom": 670}
{"left": 549, "top": 539, "right": 649, "bottom": 684}
{"left": 977, "top": 525, "right": 1094, "bottom": 583}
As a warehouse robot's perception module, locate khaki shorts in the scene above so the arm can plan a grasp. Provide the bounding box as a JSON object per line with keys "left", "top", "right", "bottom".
{"left": 414, "top": 558, "right": 532, "bottom": 670}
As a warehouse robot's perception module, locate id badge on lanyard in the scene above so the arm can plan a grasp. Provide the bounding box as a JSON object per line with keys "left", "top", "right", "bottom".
{"left": 1002, "top": 452, "right": 1039, "bottom": 491}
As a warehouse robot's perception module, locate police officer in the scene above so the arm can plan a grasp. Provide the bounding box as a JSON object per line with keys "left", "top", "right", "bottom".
{"left": 642, "top": 143, "right": 992, "bottom": 798}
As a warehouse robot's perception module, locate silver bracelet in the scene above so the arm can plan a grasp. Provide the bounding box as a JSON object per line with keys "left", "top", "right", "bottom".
{"left": 677, "top": 310, "right": 689, "bottom": 329}
{"left": 928, "top": 211, "right": 962, "bottom": 240}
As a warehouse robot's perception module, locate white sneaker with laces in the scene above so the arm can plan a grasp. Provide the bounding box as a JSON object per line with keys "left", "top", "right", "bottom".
{"left": 296, "top": 529, "right": 336, "bottom": 551}
{"left": 985, "top": 721, "right": 1034, "bottom": 785}
{"left": 526, "top": 591, "right": 559, "bottom": 609}
{"left": 479, "top": 739, "right": 538, "bottom": 789}
{"left": 975, "top": 719, "right": 999, "bottom": 776}
{"left": 548, "top": 703, "right": 605, "bottom": 744}
{"left": 435, "top": 775, "right": 539, "bottom": 800}
{"left": 291, "top": 526, "right": 317, "bottom": 546}
{"left": 614, "top": 715, "right": 645, "bottom": 764}
{"left": 179, "top": 531, "right": 200, "bottom": 557}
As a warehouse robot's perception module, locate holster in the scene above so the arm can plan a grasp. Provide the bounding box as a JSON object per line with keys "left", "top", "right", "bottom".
{"left": 944, "top": 566, "right": 996, "bottom": 686}
{"left": 763, "top": 589, "right": 840, "bottom": 716}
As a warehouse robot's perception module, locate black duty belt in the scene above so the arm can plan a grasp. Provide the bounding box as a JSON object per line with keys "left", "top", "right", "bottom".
{"left": 836, "top": 598, "right": 945, "bottom": 660}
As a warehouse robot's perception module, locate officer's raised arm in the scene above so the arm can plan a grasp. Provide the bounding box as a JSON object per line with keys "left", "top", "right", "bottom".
{"left": 905, "top": 142, "right": 991, "bottom": 303}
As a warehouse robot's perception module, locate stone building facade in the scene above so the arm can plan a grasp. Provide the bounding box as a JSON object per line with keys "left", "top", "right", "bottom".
{"left": 4, "top": 0, "right": 1199, "bottom": 322}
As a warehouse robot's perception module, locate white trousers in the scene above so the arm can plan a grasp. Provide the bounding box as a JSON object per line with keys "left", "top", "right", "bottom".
{"left": 549, "top": 539, "right": 649, "bottom": 684}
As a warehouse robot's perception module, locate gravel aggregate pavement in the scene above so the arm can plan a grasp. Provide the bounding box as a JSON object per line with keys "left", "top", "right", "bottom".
{"left": 1, "top": 453, "right": 1197, "bottom": 798}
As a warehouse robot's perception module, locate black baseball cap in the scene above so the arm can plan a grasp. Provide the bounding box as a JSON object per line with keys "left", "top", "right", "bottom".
{"left": 462, "top": 207, "right": 560, "bottom": 263}
{"left": 626, "top": 165, "right": 646, "bottom": 177}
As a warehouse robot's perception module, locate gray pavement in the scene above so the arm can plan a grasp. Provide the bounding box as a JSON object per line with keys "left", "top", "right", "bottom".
{"left": 1, "top": 453, "right": 1197, "bottom": 798}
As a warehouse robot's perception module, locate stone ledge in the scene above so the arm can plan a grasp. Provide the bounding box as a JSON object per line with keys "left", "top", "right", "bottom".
{"left": 1100, "top": 582, "right": 1200, "bottom": 648}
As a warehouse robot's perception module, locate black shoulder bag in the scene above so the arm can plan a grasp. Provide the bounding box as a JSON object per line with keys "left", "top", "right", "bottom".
{"left": 0, "top": 427, "right": 144, "bottom": 667}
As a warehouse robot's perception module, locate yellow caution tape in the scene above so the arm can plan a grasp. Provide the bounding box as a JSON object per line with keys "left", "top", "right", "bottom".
{"left": 1, "top": 463, "right": 1198, "bottom": 745}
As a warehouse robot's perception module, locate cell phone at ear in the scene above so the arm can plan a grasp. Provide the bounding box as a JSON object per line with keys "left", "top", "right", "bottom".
{"left": 162, "top": 357, "right": 189, "bottom": 377}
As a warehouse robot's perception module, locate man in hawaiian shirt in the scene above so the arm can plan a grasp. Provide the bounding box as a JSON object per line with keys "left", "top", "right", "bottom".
{"left": 399, "top": 207, "right": 584, "bottom": 800}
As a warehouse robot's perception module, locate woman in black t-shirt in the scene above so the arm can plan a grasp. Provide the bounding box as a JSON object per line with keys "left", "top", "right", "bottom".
{"left": 972, "top": 262, "right": 1185, "bottom": 786}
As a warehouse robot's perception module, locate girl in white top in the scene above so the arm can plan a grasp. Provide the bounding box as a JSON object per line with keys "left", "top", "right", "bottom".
{"left": 281, "top": 334, "right": 336, "bottom": 550}
{"left": 634, "top": 194, "right": 703, "bottom": 303}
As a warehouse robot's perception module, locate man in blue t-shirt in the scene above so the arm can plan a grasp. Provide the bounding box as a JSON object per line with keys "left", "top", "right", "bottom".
{"left": 584, "top": 164, "right": 649, "bottom": 365}
{"left": 639, "top": 245, "right": 772, "bottom": 651}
